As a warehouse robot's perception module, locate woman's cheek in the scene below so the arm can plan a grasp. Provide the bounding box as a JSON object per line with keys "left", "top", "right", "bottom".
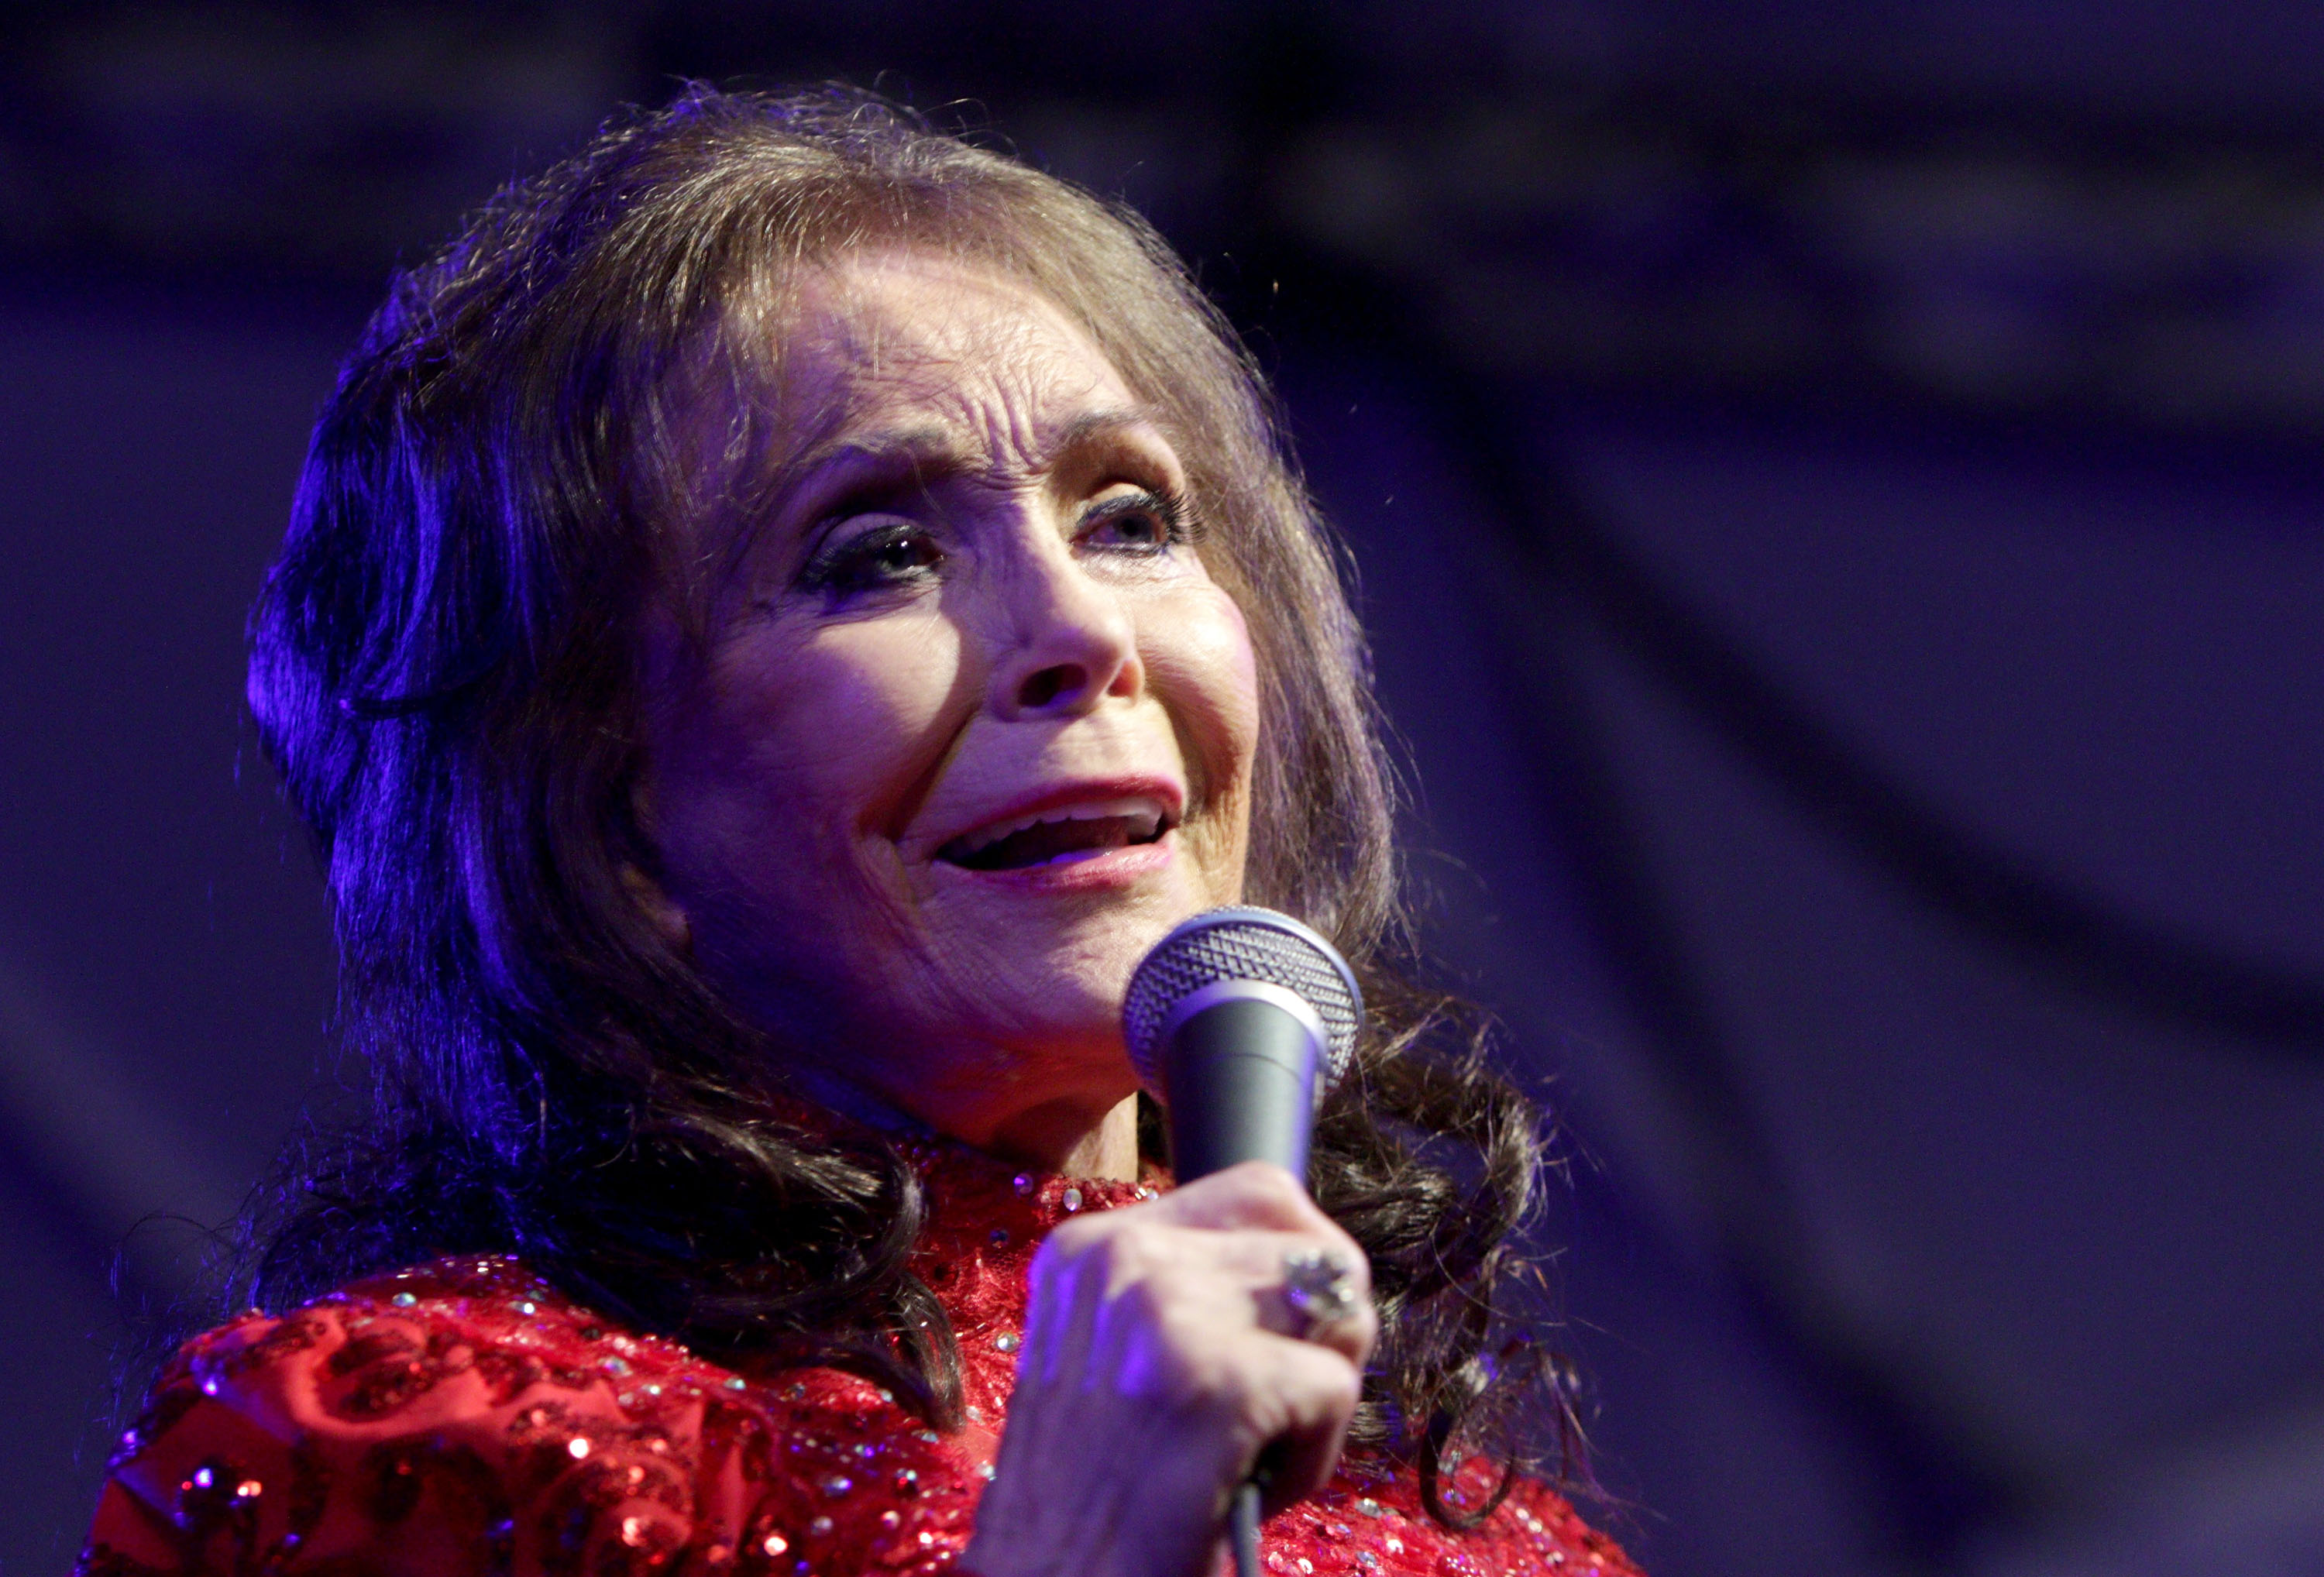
{"left": 1145, "top": 583, "right": 1260, "bottom": 798}
{"left": 790, "top": 614, "right": 969, "bottom": 834}
{"left": 1141, "top": 584, "right": 1257, "bottom": 907}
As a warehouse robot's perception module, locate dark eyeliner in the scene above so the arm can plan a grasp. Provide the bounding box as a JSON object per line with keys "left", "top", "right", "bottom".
{"left": 796, "top": 517, "right": 940, "bottom": 597}
{"left": 1083, "top": 486, "right": 1194, "bottom": 549}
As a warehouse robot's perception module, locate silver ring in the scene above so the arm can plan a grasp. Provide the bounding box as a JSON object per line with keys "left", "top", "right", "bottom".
{"left": 1281, "top": 1248, "right": 1360, "bottom": 1335}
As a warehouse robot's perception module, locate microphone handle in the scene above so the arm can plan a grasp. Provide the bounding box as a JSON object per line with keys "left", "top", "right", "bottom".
{"left": 1159, "top": 991, "right": 1323, "bottom": 1577}
{"left": 1229, "top": 1485, "right": 1266, "bottom": 1577}
{"left": 1161, "top": 992, "right": 1322, "bottom": 1182}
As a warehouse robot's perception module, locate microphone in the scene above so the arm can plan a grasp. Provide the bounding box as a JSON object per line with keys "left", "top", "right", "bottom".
{"left": 1122, "top": 905, "right": 1365, "bottom": 1183}
{"left": 1120, "top": 906, "right": 1366, "bottom": 1577}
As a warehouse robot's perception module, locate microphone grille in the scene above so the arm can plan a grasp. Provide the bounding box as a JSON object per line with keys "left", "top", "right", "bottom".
{"left": 1122, "top": 907, "right": 1364, "bottom": 1094}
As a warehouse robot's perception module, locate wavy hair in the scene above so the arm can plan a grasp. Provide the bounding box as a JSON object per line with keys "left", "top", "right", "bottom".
{"left": 243, "top": 84, "right": 1578, "bottom": 1522}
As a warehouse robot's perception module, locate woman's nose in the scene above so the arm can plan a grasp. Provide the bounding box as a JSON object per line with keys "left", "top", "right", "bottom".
{"left": 987, "top": 535, "right": 1143, "bottom": 720}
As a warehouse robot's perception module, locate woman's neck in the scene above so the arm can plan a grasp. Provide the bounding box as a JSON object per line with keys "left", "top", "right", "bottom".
{"left": 985, "top": 1094, "right": 1141, "bottom": 1180}
{"left": 776, "top": 1062, "right": 1143, "bottom": 1181}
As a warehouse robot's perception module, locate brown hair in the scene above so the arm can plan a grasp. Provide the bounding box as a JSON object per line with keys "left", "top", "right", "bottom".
{"left": 246, "top": 83, "right": 1574, "bottom": 1520}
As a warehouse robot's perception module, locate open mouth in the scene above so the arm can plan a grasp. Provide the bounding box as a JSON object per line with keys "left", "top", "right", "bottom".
{"left": 936, "top": 795, "right": 1174, "bottom": 872}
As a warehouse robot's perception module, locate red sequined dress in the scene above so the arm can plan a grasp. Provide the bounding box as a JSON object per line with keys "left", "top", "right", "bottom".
{"left": 80, "top": 1136, "right": 1643, "bottom": 1577}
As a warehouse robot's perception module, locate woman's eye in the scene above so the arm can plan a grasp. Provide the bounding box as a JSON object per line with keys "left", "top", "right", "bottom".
{"left": 1081, "top": 489, "right": 1189, "bottom": 554}
{"left": 799, "top": 520, "right": 943, "bottom": 599}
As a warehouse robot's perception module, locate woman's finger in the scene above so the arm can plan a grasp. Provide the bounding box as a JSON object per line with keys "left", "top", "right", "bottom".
{"left": 1257, "top": 1245, "right": 1377, "bottom": 1366}
{"left": 1045, "top": 1183, "right": 1378, "bottom": 1366}
{"left": 1142, "top": 1160, "right": 1332, "bottom": 1234}
{"left": 1206, "top": 1329, "right": 1366, "bottom": 1517}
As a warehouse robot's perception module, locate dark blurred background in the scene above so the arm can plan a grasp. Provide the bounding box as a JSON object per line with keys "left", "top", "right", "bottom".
{"left": 5, "top": 3, "right": 2323, "bottom": 1573}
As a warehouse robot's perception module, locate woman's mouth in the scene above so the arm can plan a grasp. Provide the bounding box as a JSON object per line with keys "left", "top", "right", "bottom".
{"left": 936, "top": 795, "right": 1174, "bottom": 872}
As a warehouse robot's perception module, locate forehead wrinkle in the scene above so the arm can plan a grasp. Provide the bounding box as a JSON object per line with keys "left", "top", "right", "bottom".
{"left": 784, "top": 401, "right": 1175, "bottom": 510}
{"left": 717, "top": 263, "right": 1188, "bottom": 582}
{"left": 806, "top": 260, "right": 1162, "bottom": 479}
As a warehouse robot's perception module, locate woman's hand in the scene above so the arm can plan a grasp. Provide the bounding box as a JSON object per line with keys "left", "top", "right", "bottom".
{"left": 961, "top": 1162, "right": 1377, "bottom": 1577}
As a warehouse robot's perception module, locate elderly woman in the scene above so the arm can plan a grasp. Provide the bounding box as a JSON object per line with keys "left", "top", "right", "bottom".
{"left": 80, "top": 88, "right": 1640, "bottom": 1577}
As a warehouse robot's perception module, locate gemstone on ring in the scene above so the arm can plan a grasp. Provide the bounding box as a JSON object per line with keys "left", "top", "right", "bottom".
{"left": 1281, "top": 1248, "right": 1359, "bottom": 1328}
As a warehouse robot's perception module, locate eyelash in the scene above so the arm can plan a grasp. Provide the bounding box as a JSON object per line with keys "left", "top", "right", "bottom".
{"left": 1083, "top": 486, "right": 1193, "bottom": 553}
{"left": 795, "top": 487, "right": 1194, "bottom": 601}
{"left": 796, "top": 519, "right": 940, "bottom": 599}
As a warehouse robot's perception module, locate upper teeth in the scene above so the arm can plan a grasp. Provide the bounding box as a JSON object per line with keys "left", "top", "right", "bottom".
{"left": 952, "top": 796, "right": 1167, "bottom": 857}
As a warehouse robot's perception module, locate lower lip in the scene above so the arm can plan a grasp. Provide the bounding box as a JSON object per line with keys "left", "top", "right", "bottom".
{"left": 938, "top": 833, "right": 1176, "bottom": 892}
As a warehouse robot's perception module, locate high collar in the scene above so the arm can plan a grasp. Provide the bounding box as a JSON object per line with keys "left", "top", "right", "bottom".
{"left": 759, "top": 1087, "right": 1172, "bottom": 1250}
{"left": 899, "top": 1127, "right": 1171, "bottom": 1248}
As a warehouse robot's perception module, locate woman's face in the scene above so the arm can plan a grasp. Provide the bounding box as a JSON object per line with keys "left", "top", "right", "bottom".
{"left": 638, "top": 250, "right": 1260, "bottom": 1160}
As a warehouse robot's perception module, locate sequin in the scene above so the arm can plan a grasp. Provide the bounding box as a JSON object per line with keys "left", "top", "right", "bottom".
{"left": 81, "top": 1128, "right": 1642, "bottom": 1577}
{"left": 390, "top": 1292, "right": 418, "bottom": 1307}
{"left": 1012, "top": 1173, "right": 1033, "bottom": 1196}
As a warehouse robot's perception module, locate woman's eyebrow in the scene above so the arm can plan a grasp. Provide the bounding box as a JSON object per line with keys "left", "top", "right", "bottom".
{"left": 767, "top": 405, "right": 1175, "bottom": 520}
{"left": 720, "top": 428, "right": 961, "bottom": 586}
{"left": 1051, "top": 404, "right": 1171, "bottom": 458}
{"left": 772, "top": 425, "right": 965, "bottom": 512}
